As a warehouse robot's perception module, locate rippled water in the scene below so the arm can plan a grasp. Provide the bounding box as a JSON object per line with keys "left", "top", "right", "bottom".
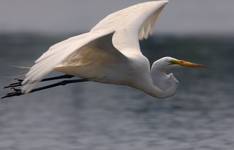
{"left": 0, "top": 34, "right": 234, "bottom": 150}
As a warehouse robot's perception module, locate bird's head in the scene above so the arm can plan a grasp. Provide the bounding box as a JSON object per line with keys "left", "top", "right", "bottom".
{"left": 153, "top": 57, "right": 205, "bottom": 71}
{"left": 150, "top": 56, "right": 204, "bottom": 98}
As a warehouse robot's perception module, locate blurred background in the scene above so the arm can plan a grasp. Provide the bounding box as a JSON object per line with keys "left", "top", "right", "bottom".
{"left": 0, "top": 0, "right": 234, "bottom": 150}
{"left": 0, "top": 0, "right": 234, "bottom": 35}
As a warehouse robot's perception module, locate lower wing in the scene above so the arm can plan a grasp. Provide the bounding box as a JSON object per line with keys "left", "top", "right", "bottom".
{"left": 21, "top": 29, "right": 120, "bottom": 93}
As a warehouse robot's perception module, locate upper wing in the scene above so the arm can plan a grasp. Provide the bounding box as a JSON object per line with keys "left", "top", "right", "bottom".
{"left": 21, "top": 29, "right": 118, "bottom": 93}
{"left": 91, "top": 0, "right": 168, "bottom": 56}
{"left": 21, "top": 1, "right": 168, "bottom": 93}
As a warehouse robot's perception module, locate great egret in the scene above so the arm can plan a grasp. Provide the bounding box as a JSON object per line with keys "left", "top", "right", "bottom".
{"left": 3, "top": 0, "right": 204, "bottom": 99}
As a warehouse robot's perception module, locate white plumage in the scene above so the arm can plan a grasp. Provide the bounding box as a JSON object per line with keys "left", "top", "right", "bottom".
{"left": 22, "top": 30, "right": 115, "bottom": 93}
{"left": 22, "top": 1, "right": 169, "bottom": 94}
{"left": 19, "top": 0, "right": 202, "bottom": 98}
{"left": 16, "top": 0, "right": 202, "bottom": 98}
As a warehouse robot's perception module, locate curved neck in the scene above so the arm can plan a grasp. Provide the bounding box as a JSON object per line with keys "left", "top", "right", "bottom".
{"left": 133, "top": 72, "right": 177, "bottom": 98}
{"left": 138, "top": 61, "right": 178, "bottom": 98}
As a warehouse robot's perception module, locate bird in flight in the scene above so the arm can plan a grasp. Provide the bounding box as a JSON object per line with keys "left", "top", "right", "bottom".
{"left": 3, "top": 0, "right": 204, "bottom": 99}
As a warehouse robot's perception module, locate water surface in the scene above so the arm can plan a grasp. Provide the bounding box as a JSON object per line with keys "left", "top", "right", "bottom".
{"left": 0, "top": 34, "right": 234, "bottom": 150}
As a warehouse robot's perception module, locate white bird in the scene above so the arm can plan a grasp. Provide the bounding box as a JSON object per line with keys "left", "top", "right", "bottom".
{"left": 3, "top": 0, "right": 204, "bottom": 99}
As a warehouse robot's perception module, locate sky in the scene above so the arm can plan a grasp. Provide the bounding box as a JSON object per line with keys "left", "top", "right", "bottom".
{"left": 0, "top": 0, "right": 233, "bottom": 35}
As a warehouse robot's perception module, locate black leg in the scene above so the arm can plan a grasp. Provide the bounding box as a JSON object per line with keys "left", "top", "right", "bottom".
{"left": 2, "top": 78, "right": 89, "bottom": 99}
{"left": 4, "top": 74, "right": 74, "bottom": 89}
{"left": 31, "top": 78, "right": 89, "bottom": 93}
{"left": 41, "top": 75, "right": 74, "bottom": 82}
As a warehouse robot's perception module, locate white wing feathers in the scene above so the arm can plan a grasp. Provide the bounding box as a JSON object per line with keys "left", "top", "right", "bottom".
{"left": 21, "top": 1, "right": 168, "bottom": 93}
{"left": 35, "top": 34, "right": 87, "bottom": 64}
{"left": 91, "top": 0, "right": 168, "bottom": 56}
{"left": 22, "top": 30, "right": 114, "bottom": 93}
{"left": 92, "top": 1, "right": 168, "bottom": 45}
{"left": 138, "top": 3, "right": 166, "bottom": 40}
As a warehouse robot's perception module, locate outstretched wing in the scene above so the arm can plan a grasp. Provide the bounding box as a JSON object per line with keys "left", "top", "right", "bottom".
{"left": 22, "top": 1, "right": 168, "bottom": 93}
{"left": 22, "top": 29, "right": 118, "bottom": 93}
{"left": 91, "top": 0, "right": 168, "bottom": 56}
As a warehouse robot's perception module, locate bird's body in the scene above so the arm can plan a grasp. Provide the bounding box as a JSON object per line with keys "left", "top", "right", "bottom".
{"left": 54, "top": 33, "right": 152, "bottom": 95}
{"left": 3, "top": 0, "right": 204, "bottom": 99}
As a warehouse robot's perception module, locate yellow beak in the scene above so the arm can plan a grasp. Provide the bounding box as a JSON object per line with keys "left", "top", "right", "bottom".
{"left": 171, "top": 59, "right": 205, "bottom": 68}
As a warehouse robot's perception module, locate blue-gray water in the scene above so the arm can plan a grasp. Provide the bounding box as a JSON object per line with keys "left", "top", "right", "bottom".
{"left": 0, "top": 34, "right": 234, "bottom": 150}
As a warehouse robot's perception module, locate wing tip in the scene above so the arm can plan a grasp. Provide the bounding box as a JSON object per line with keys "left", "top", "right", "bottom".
{"left": 151, "top": 0, "right": 168, "bottom": 6}
{"left": 159, "top": 0, "right": 169, "bottom": 4}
